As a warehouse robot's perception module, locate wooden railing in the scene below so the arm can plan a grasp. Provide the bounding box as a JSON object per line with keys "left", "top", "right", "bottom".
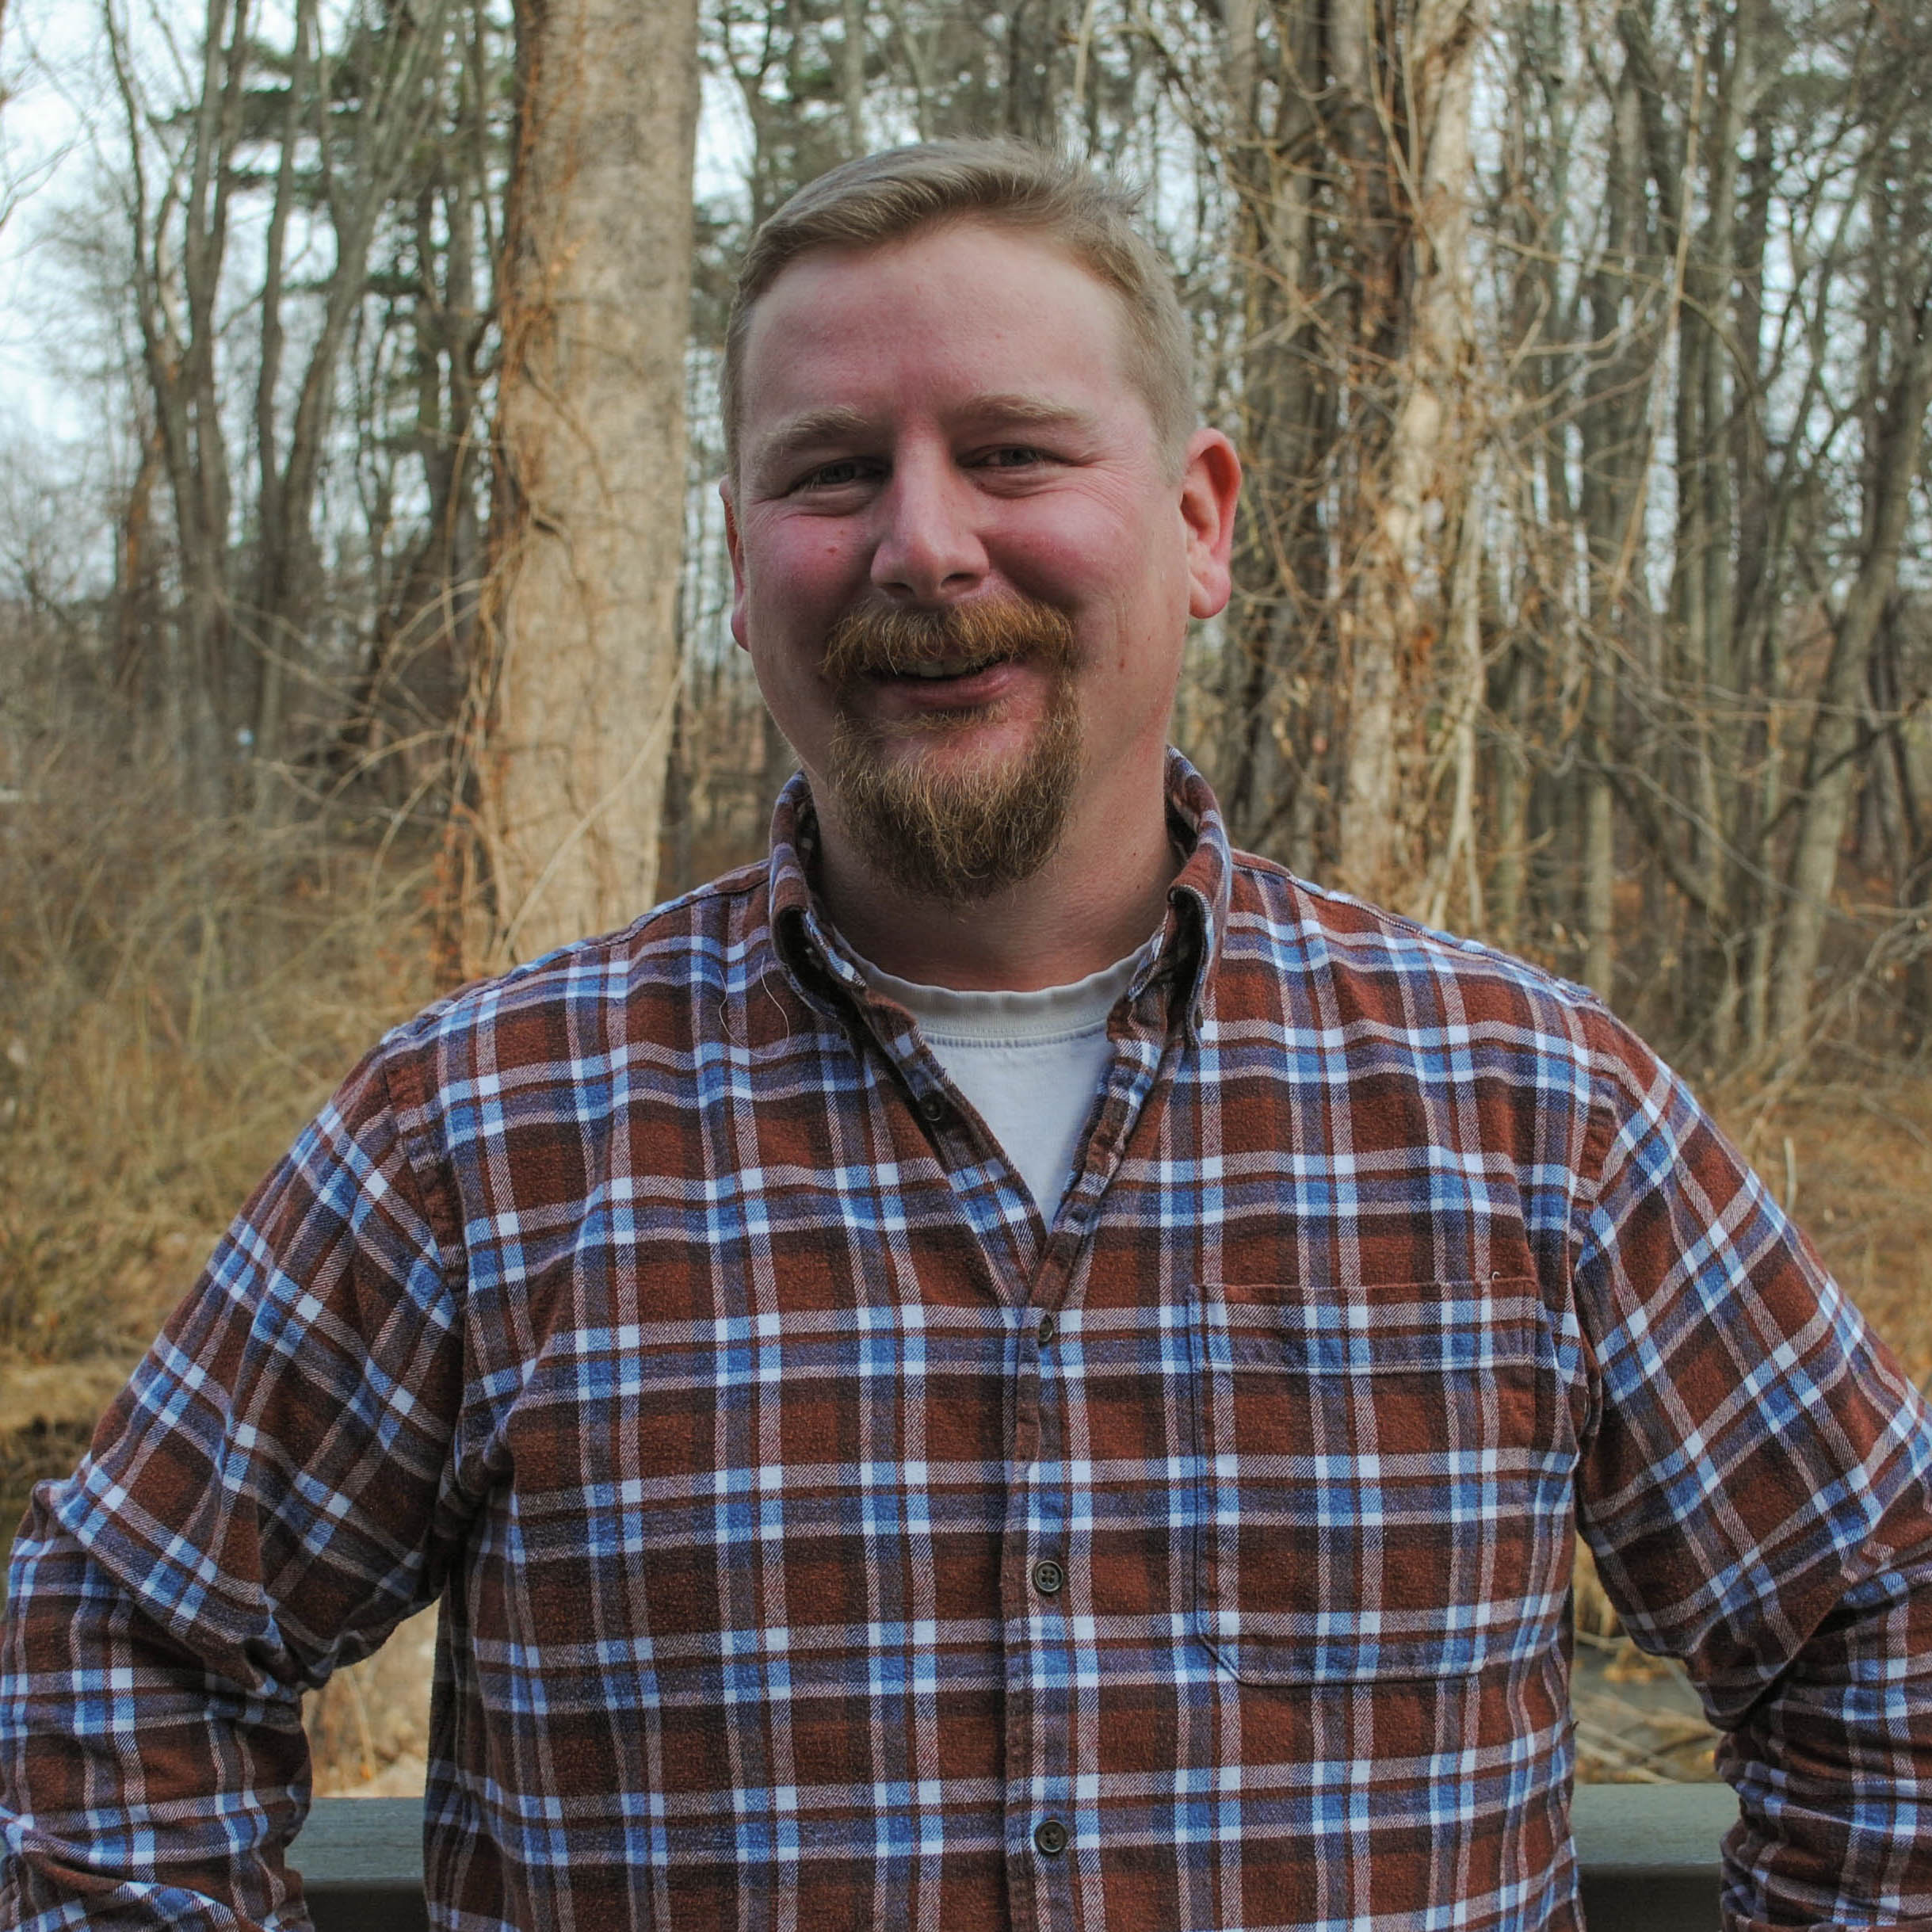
{"left": 300, "top": 1783, "right": 1735, "bottom": 1930}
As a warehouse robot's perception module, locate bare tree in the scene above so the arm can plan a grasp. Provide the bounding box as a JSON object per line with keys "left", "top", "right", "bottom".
{"left": 1770, "top": 140, "right": 1932, "bottom": 1052}
{"left": 472, "top": 0, "right": 701, "bottom": 963}
{"left": 34, "top": 0, "right": 1932, "bottom": 1074}
{"left": 342, "top": 0, "right": 504, "bottom": 817}
{"left": 100, "top": 0, "right": 461, "bottom": 812}
{"left": 1204, "top": 0, "right": 1487, "bottom": 911}
{"left": 1331, "top": 0, "right": 1489, "bottom": 910}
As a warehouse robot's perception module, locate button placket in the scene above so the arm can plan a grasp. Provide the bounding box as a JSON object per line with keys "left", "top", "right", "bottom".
{"left": 1018, "top": 1291, "right": 1079, "bottom": 1915}
{"left": 1029, "top": 1313, "right": 1067, "bottom": 1606}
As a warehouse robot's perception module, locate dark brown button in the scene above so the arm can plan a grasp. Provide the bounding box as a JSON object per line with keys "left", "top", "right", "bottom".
{"left": 1037, "top": 1312, "right": 1056, "bottom": 1346}
{"left": 917, "top": 1093, "right": 950, "bottom": 1124}
{"left": 1032, "top": 1559, "right": 1064, "bottom": 1596}
{"left": 1033, "top": 1819, "right": 1069, "bottom": 1857}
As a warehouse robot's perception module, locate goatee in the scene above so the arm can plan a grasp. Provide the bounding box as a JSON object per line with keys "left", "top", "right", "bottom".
{"left": 821, "top": 598, "right": 1081, "bottom": 906}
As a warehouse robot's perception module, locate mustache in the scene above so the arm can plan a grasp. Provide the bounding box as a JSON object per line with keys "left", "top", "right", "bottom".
{"left": 821, "top": 598, "right": 1076, "bottom": 683}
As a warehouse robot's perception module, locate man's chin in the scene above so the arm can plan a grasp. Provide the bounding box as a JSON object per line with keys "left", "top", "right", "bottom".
{"left": 857, "top": 711, "right": 1036, "bottom": 779}
{"left": 826, "top": 704, "right": 1081, "bottom": 906}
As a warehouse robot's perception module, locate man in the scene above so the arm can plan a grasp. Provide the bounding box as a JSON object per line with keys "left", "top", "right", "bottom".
{"left": 4, "top": 139, "right": 1931, "bottom": 1931}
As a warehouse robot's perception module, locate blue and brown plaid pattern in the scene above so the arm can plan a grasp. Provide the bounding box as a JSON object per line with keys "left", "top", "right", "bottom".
{"left": 6, "top": 755, "right": 1932, "bottom": 1930}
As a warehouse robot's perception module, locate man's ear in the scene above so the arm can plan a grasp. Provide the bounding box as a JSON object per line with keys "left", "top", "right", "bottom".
{"left": 1179, "top": 428, "right": 1241, "bottom": 622}
{"left": 722, "top": 477, "right": 749, "bottom": 650}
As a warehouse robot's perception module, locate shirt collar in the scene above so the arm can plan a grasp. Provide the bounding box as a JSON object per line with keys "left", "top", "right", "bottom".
{"left": 766, "top": 748, "right": 1232, "bottom": 1033}
{"left": 1157, "top": 748, "right": 1231, "bottom": 1029}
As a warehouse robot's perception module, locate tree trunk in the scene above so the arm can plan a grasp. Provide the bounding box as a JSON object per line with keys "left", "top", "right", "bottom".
{"left": 1217, "top": 0, "right": 1325, "bottom": 859}
{"left": 1219, "top": 0, "right": 1483, "bottom": 907}
{"left": 104, "top": 0, "right": 251, "bottom": 803}
{"left": 841, "top": 0, "right": 868, "bottom": 152}
{"left": 476, "top": 0, "right": 701, "bottom": 964}
{"left": 1768, "top": 280, "right": 1932, "bottom": 1053}
{"left": 1332, "top": 0, "right": 1487, "bottom": 908}
{"left": 1575, "top": 59, "right": 1653, "bottom": 1002}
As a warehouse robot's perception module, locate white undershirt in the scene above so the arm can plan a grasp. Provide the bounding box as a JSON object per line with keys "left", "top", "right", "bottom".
{"left": 845, "top": 938, "right": 1159, "bottom": 1221}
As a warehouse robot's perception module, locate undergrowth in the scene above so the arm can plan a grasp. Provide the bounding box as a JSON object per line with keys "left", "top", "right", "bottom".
{"left": 0, "top": 740, "right": 438, "bottom": 1364}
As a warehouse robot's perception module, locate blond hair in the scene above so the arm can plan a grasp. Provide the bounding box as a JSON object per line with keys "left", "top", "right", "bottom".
{"left": 723, "top": 139, "right": 1195, "bottom": 475}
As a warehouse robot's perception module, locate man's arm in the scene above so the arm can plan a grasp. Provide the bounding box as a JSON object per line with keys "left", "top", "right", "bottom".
{"left": 0, "top": 1035, "right": 466, "bottom": 1930}
{"left": 1571, "top": 1018, "right": 1932, "bottom": 1930}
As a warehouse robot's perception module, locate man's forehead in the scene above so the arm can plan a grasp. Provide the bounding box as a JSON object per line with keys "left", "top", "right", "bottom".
{"left": 744, "top": 220, "right": 1130, "bottom": 360}
{"left": 758, "top": 214, "right": 1102, "bottom": 294}
{"left": 740, "top": 227, "right": 1132, "bottom": 393}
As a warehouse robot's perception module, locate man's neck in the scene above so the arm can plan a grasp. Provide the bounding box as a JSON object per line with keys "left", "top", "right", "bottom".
{"left": 812, "top": 789, "right": 1178, "bottom": 993}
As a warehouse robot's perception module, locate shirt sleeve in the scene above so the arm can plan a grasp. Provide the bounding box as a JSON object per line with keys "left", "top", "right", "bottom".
{"left": 1570, "top": 1014, "right": 1932, "bottom": 1931}
{"left": 0, "top": 1032, "right": 468, "bottom": 1930}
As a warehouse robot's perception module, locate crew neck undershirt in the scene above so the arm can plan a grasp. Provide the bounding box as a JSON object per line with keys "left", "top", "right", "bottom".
{"left": 842, "top": 937, "right": 1160, "bottom": 1221}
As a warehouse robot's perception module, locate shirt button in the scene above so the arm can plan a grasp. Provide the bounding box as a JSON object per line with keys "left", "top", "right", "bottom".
{"left": 1037, "top": 1312, "right": 1056, "bottom": 1346}
{"left": 1033, "top": 1818, "right": 1070, "bottom": 1857}
{"left": 917, "top": 1093, "right": 951, "bottom": 1125}
{"left": 1032, "top": 1559, "right": 1064, "bottom": 1596}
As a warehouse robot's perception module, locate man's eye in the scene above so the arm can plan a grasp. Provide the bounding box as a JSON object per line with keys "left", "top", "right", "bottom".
{"left": 796, "top": 459, "right": 872, "bottom": 491}
{"left": 979, "top": 446, "right": 1047, "bottom": 469}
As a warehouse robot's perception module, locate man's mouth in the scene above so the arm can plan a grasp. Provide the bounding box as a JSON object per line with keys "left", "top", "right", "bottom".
{"left": 888, "top": 653, "right": 1011, "bottom": 682}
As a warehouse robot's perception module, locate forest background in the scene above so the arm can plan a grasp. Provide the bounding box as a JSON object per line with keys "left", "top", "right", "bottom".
{"left": 2, "top": 0, "right": 1931, "bottom": 1789}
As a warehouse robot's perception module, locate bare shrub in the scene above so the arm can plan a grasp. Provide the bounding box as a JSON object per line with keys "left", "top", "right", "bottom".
{"left": 0, "top": 655, "right": 438, "bottom": 1366}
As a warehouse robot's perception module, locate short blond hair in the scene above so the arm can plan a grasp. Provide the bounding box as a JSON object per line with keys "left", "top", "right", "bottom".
{"left": 723, "top": 139, "right": 1196, "bottom": 476}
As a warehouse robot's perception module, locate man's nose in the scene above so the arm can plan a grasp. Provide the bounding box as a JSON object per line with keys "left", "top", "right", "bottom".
{"left": 869, "top": 456, "right": 987, "bottom": 603}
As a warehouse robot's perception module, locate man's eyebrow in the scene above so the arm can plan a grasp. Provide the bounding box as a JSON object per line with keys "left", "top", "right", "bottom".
{"left": 751, "top": 394, "right": 1098, "bottom": 473}
{"left": 960, "top": 393, "right": 1097, "bottom": 433}
{"left": 753, "top": 406, "right": 877, "bottom": 467}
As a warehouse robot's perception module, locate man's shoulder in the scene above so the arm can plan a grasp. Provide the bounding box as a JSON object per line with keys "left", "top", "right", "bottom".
{"left": 376, "top": 857, "right": 778, "bottom": 1086}
{"left": 1220, "top": 846, "right": 1628, "bottom": 1061}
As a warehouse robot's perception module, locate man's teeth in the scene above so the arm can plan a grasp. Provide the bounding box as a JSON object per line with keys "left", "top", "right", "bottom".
{"left": 899, "top": 657, "right": 1000, "bottom": 681}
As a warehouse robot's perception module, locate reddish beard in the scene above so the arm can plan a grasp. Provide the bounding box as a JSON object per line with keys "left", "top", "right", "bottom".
{"left": 820, "top": 598, "right": 1082, "bottom": 904}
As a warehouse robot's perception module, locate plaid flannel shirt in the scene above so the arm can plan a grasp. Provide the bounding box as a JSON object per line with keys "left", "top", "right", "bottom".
{"left": 6, "top": 755, "right": 1932, "bottom": 1932}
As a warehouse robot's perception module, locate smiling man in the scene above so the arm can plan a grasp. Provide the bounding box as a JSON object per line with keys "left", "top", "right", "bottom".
{"left": 6, "top": 141, "right": 1932, "bottom": 1932}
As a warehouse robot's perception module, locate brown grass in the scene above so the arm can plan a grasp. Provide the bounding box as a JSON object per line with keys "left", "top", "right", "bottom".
{"left": 0, "top": 733, "right": 445, "bottom": 1787}
{"left": 1719, "top": 1078, "right": 1932, "bottom": 1386}
{"left": 0, "top": 746, "right": 439, "bottom": 1367}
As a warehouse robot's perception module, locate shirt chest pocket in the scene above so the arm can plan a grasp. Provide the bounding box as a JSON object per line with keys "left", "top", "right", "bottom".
{"left": 1188, "top": 1278, "right": 1573, "bottom": 1686}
